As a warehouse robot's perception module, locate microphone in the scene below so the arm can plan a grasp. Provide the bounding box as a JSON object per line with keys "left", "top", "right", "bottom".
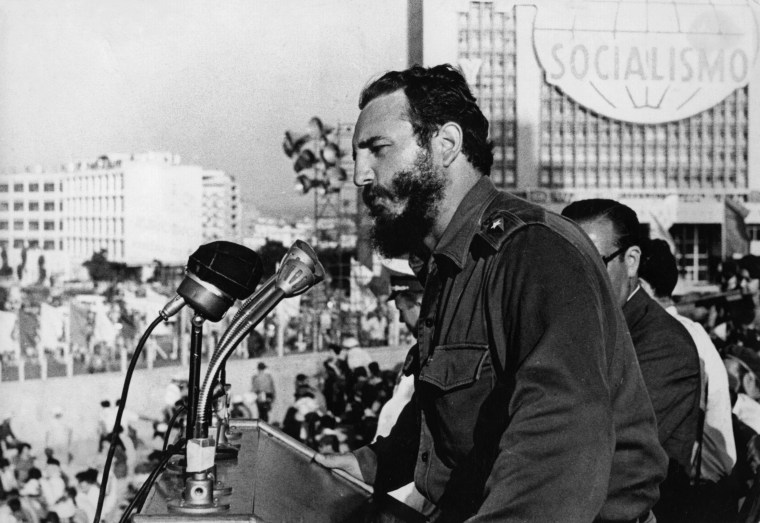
{"left": 196, "top": 240, "right": 325, "bottom": 431}
{"left": 160, "top": 241, "right": 263, "bottom": 322}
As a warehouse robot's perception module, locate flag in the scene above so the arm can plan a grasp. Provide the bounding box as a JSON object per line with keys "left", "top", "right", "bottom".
{"left": 725, "top": 197, "right": 750, "bottom": 257}
{"left": 648, "top": 194, "right": 678, "bottom": 254}
{"left": 0, "top": 310, "right": 19, "bottom": 357}
{"left": 39, "top": 302, "right": 66, "bottom": 352}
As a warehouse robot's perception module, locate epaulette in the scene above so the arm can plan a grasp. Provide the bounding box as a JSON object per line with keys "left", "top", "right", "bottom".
{"left": 476, "top": 209, "right": 527, "bottom": 251}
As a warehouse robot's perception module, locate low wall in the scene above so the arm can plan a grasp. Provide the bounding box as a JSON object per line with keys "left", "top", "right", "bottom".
{"left": 0, "top": 346, "right": 408, "bottom": 454}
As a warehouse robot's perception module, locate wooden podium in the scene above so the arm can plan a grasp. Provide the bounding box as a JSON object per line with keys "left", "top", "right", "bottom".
{"left": 133, "top": 419, "right": 427, "bottom": 523}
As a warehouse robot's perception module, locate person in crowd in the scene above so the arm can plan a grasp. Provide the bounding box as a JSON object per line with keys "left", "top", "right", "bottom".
{"left": 6, "top": 498, "right": 36, "bottom": 523}
{"left": 0, "top": 502, "right": 16, "bottom": 523}
{"left": 362, "top": 311, "right": 387, "bottom": 347}
{"left": 251, "top": 362, "right": 275, "bottom": 423}
{"left": 43, "top": 409, "right": 71, "bottom": 467}
{"left": 318, "top": 63, "right": 667, "bottom": 522}
{"left": 724, "top": 349, "right": 760, "bottom": 434}
{"left": 562, "top": 199, "right": 701, "bottom": 522}
{"left": 0, "top": 417, "right": 18, "bottom": 460}
{"left": 74, "top": 468, "right": 115, "bottom": 523}
{"left": 39, "top": 460, "right": 65, "bottom": 513}
{"left": 723, "top": 351, "right": 760, "bottom": 514}
{"left": 49, "top": 485, "right": 79, "bottom": 523}
{"left": 342, "top": 336, "right": 372, "bottom": 373}
{"left": 321, "top": 355, "right": 347, "bottom": 418}
{"left": 0, "top": 458, "right": 18, "bottom": 501}
{"left": 115, "top": 399, "right": 142, "bottom": 451}
{"left": 12, "top": 445, "right": 34, "bottom": 486}
{"left": 638, "top": 239, "right": 737, "bottom": 495}
{"left": 96, "top": 401, "right": 114, "bottom": 454}
{"left": 374, "top": 273, "right": 423, "bottom": 441}
{"left": 19, "top": 468, "right": 42, "bottom": 498}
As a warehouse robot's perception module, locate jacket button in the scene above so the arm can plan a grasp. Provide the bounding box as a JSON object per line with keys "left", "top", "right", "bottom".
{"left": 421, "top": 452, "right": 429, "bottom": 463}
{"left": 424, "top": 318, "right": 434, "bottom": 327}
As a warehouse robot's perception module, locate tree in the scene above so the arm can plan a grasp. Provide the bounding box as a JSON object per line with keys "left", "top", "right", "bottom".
{"left": 82, "top": 249, "right": 141, "bottom": 283}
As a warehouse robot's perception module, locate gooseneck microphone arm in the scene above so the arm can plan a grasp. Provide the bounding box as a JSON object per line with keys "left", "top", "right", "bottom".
{"left": 195, "top": 240, "right": 325, "bottom": 434}
{"left": 94, "top": 241, "right": 262, "bottom": 523}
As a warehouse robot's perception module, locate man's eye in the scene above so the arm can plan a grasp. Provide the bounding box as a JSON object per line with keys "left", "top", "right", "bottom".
{"left": 370, "top": 144, "right": 388, "bottom": 155}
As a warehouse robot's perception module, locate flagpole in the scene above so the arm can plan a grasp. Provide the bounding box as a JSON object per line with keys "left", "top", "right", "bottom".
{"left": 721, "top": 193, "right": 727, "bottom": 260}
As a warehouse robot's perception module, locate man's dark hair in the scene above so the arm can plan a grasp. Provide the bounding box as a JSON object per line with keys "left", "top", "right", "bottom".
{"left": 638, "top": 239, "right": 679, "bottom": 299}
{"left": 359, "top": 63, "right": 493, "bottom": 176}
{"left": 27, "top": 467, "right": 42, "bottom": 480}
{"left": 7, "top": 498, "right": 21, "bottom": 512}
{"left": 562, "top": 199, "right": 641, "bottom": 249}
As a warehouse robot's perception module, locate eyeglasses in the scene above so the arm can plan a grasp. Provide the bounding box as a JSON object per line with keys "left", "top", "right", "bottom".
{"left": 602, "top": 245, "right": 628, "bottom": 266}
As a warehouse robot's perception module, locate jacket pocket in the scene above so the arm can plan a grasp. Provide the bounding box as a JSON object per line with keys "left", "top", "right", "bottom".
{"left": 419, "top": 343, "right": 490, "bottom": 391}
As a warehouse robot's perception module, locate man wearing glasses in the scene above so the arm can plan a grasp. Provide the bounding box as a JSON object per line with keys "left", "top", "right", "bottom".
{"left": 562, "top": 199, "right": 701, "bottom": 523}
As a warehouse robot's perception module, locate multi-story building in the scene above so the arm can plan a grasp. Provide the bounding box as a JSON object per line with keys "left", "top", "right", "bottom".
{"left": 244, "top": 216, "right": 313, "bottom": 251}
{"left": 202, "top": 170, "right": 241, "bottom": 243}
{"left": 0, "top": 152, "right": 206, "bottom": 279}
{"left": 413, "top": 0, "right": 760, "bottom": 283}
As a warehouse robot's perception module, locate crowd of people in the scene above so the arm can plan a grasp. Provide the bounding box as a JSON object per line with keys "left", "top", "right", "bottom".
{"left": 0, "top": 430, "right": 121, "bottom": 522}
{"left": 273, "top": 339, "right": 404, "bottom": 455}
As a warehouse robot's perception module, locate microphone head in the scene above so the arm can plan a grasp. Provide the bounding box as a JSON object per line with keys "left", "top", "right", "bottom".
{"left": 281, "top": 240, "right": 326, "bottom": 281}
{"left": 178, "top": 241, "right": 263, "bottom": 321}
{"left": 274, "top": 240, "right": 326, "bottom": 297}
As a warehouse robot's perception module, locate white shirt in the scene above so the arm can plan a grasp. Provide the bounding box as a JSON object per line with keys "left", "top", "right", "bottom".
{"left": 667, "top": 306, "right": 737, "bottom": 482}
{"left": 346, "top": 347, "right": 373, "bottom": 370}
{"left": 374, "top": 374, "right": 415, "bottom": 442}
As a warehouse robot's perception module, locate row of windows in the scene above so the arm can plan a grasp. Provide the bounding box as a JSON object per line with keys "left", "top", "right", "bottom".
{"left": 458, "top": 1, "right": 518, "bottom": 187}
{"left": 538, "top": 82, "right": 750, "bottom": 189}
{"left": 0, "top": 200, "right": 59, "bottom": 212}
{"left": 0, "top": 182, "right": 58, "bottom": 193}
{"left": 0, "top": 220, "right": 58, "bottom": 231}
{"left": 0, "top": 239, "right": 59, "bottom": 250}
{"left": 538, "top": 168, "right": 745, "bottom": 190}
{"left": 63, "top": 173, "right": 124, "bottom": 194}
{"left": 541, "top": 122, "right": 749, "bottom": 143}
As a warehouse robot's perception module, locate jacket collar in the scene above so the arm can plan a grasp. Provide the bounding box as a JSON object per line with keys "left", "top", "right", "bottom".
{"left": 622, "top": 286, "right": 649, "bottom": 327}
{"left": 432, "top": 176, "right": 499, "bottom": 271}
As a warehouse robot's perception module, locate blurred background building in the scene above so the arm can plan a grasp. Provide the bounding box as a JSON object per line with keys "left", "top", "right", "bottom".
{"left": 0, "top": 152, "right": 245, "bottom": 280}
{"left": 414, "top": 0, "right": 760, "bottom": 285}
{"left": 202, "top": 169, "right": 242, "bottom": 243}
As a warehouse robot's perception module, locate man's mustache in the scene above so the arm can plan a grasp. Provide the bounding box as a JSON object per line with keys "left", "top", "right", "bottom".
{"left": 362, "top": 184, "right": 394, "bottom": 210}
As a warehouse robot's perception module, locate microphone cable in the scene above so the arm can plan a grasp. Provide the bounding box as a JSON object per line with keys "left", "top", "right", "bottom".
{"left": 94, "top": 314, "right": 164, "bottom": 523}
{"left": 118, "top": 438, "right": 186, "bottom": 523}
{"left": 162, "top": 402, "right": 187, "bottom": 452}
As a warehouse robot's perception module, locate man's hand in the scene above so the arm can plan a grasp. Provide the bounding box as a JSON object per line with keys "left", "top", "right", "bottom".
{"left": 314, "top": 452, "right": 363, "bottom": 480}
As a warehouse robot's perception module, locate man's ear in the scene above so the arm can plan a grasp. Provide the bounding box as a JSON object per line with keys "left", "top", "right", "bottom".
{"left": 625, "top": 245, "right": 641, "bottom": 278}
{"left": 435, "top": 122, "right": 463, "bottom": 168}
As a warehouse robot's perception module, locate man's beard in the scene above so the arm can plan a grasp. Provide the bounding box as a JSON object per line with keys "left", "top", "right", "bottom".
{"left": 362, "top": 150, "right": 446, "bottom": 258}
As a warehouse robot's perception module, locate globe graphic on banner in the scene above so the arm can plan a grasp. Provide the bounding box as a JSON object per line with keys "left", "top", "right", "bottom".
{"left": 533, "top": 0, "right": 760, "bottom": 123}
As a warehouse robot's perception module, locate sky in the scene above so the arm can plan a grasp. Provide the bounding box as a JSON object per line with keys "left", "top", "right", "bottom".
{"left": 0, "top": 0, "right": 409, "bottom": 219}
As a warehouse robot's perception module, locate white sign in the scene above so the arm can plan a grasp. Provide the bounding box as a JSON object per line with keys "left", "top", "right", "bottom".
{"left": 533, "top": 0, "right": 760, "bottom": 124}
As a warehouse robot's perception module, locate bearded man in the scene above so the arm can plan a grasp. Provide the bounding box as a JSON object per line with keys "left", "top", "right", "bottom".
{"left": 316, "top": 64, "right": 667, "bottom": 522}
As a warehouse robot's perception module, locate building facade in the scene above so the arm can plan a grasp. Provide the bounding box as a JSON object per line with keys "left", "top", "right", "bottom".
{"left": 415, "top": 0, "right": 760, "bottom": 283}
{"left": 202, "top": 170, "right": 242, "bottom": 243}
{"left": 0, "top": 152, "right": 207, "bottom": 279}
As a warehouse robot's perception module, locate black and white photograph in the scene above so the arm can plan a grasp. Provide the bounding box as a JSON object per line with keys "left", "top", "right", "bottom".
{"left": 1, "top": 1, "right": 760, "bottom": 521}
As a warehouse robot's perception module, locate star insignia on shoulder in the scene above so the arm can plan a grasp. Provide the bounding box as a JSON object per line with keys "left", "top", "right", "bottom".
{"left": 489, "top": 218, "right": 503, "bottom": 231}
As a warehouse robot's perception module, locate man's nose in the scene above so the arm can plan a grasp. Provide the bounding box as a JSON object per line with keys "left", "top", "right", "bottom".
{"left": 353, "top": 155, "right": 375, "bottom": 187}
